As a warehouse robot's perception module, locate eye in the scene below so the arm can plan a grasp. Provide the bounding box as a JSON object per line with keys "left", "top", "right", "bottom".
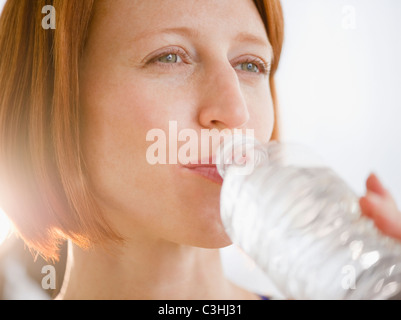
{"left": 157, "top": 53, "right": 183, "bottom": 64}
{"left": 235, "top": 62, "right": 261, "bottom": 73}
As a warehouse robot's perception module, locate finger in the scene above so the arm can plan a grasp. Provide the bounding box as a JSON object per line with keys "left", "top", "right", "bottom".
{"left": 359, "top": 196, "right": 374, "bottom": 218}
{"left": 366, "top": 173, "right": 387, "bottom": 196}
{"left": 360, "top": 193, "right": 401, "bottom": 241}
{"left": 359, "top": 193, "right": 382, "bottom": 219}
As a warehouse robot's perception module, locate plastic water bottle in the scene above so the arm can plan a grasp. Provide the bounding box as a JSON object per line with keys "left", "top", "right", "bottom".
{"left": 216, "top": 135, "right": 401, "bottom": 300}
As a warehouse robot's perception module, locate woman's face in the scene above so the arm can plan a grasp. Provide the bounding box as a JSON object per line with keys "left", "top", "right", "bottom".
{"left": 80, "top": 0, "right": 274, "bottom": 248}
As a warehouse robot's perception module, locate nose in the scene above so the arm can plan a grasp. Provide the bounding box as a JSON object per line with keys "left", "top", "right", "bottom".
{"left": 197, "top": 62, "right": 250, "bottom": 130}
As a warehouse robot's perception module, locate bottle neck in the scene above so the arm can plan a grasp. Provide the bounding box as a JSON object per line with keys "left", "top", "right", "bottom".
{"left": 216, "top": 135, "right": 268, "bottom": 179}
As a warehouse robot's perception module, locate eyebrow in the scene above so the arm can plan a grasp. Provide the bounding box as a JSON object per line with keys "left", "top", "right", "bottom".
{"left": 130, "top": 27, "right": 200, "bottom": 43}
{"left": 131, "top": 26, "right": 272, "bottom": 50}
{"left": 234, "top": 31, "right": 272, "bottom": 49}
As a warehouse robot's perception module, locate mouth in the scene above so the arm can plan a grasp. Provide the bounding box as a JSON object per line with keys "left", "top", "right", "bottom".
{"left": 181, "top": 158, "right": 223, "bottom": 185}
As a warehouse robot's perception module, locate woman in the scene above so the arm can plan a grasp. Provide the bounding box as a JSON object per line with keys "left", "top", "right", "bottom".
{"left": 0, "top": 0, "right": 399, "bottom": 300}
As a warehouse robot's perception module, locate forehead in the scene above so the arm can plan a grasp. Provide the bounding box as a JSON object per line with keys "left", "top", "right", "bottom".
{"left": 92, "top": 0, "right": 269, "bottom": 44}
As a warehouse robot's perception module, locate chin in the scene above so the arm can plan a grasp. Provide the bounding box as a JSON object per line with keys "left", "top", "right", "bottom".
{"left": 202, "top": 238, "right": 233, "bottom": 250}
{"left": 183, "top": 218, "right": 233, "bottom": 249}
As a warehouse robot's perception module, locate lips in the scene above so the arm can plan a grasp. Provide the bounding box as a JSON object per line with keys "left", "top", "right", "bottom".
{"left": 182, "top": 158, "right": 223, "bottom": 185}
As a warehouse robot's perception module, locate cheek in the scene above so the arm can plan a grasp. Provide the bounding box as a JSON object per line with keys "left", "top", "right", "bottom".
{"left": 79, "top": 74, "right": 193, "bottom": 210}
{"left": 114, "top": 79, "right": 195, "bottom": 132}
{"left": 245, "top": 85, "right": 275, "bottom": 144}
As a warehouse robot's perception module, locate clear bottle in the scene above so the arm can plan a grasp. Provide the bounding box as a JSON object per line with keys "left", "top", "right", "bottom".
{"left": 217, "top": 135, "right": 401, "bottom": 300}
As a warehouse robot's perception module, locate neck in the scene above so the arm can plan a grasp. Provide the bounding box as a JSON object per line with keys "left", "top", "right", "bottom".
{"left": 57, "top": 238, "right": 254, "bottom": 300}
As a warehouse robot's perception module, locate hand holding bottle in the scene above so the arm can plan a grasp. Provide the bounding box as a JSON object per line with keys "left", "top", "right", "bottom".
{"left": 360, "top": 173, "right": 401, "bottom": 242}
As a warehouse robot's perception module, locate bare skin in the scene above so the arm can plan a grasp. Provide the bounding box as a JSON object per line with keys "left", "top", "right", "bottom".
{"left": 360, "top": 174, "right": 401, "bottom": 241}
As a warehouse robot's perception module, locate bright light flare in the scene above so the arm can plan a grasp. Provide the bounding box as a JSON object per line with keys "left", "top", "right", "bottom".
{"left": 0, "top": 209, "right": 11, "bottom": 246}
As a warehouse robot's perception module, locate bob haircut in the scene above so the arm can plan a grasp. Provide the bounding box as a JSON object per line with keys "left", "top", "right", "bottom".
{"left": 0, "top": 0, "right": 284, "bottom": 260}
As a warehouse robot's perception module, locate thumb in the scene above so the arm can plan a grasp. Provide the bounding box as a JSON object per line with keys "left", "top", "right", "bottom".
{"left": 360, "top": 192, "right": 401, "bottom": 241}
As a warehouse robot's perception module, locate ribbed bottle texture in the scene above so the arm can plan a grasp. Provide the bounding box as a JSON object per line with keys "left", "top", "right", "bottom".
{"left": 218, "top": 137, "right": 401, "bottom": 299}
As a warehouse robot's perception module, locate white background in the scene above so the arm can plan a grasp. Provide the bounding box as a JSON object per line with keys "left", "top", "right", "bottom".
{"left": 0, "top": 0, "right": 400, "bottom": 298}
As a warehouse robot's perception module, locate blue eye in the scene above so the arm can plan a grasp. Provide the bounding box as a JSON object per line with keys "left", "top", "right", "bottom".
{"left": 235, "top": 62, "right": 260, "bottom": 73}
{"left": 157, "top": 53, "right": 183, "bottom": 64}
